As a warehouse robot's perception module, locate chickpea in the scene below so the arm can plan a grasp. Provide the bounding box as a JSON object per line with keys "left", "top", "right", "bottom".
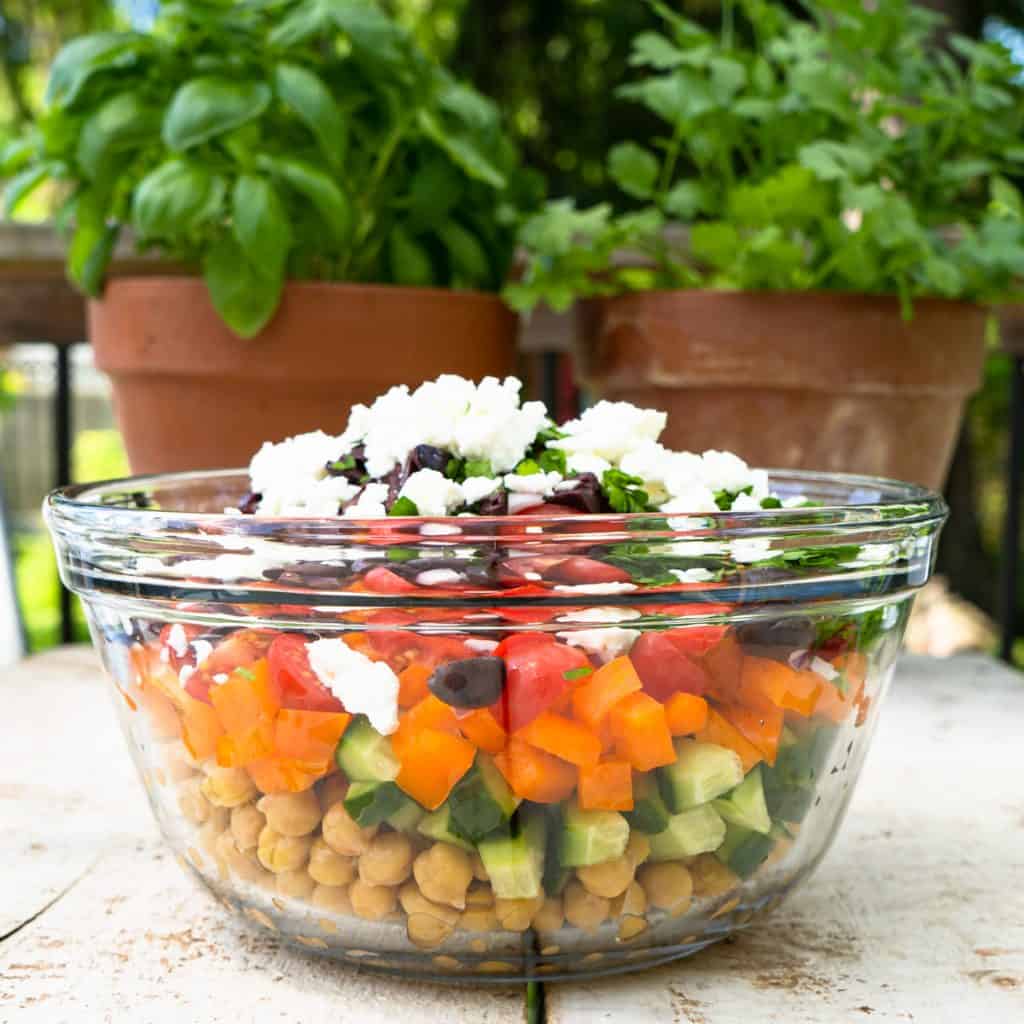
{"left": 317, "top": 773, "right": 348, "bottom": 812}
{"left": 531, "top": 896, "right": 565, "bottom": 934}
{"left": 230, "top": 803, "right": 266, "bottom": 851}
{"left": 407, "top": 913, "right": 455, "bottom": 950}
{"left": 458, "top": 906, "right": 498, "bottom": 933}
{"left": 625, "top": 832, "right": 651, "bottom": 868}
{"left": 399, "top": 883, "right": 459, "bottom": 926}
{"left": 638, "top": 862, "right": 693, "bottom": 916}
{"left": 563, "top": 880, "right": 609, "bottom": 933}
{"left": 349, "top": 879, "right": 397, "bottom": 922}
{"left": 276, "top": 869, "right": 316, "bottom": 901}
{"left": 312, "top": 883, "right": 352, "bottom": 915}
{"left": 308, "top": 837, "right": 357, "bottom": 887}
{"left": 321, "top": 802, "right": 377, "bottom": 856}
{"left": 359, "top": 832, "right": 414, "bottom": 887}
{"left": 413, "top": 843, "right": 473, "bottom": 910}
{"left": 256, "top": 825, "right": 314, "bottom": 874}
{"left": 494, "top": 894, "right": 545, "bottom": 932}
{"left": 610, "top": 880, "right": 647, "bottom": 919}
{"left": 464, "top": 883, "right": 494, "bottom": 908}
{"left": 215, "top": 830, "right": 273, "bottom": 887}
{"left": 201, "top": 766, "right": 258, "bottom": 808}
{"left": 471, "top": 854, "right": 489, "bottom": 882}
{"left": 576, "top": 854, "right": 635, "bottom": 900}
{"left": 178, "top": 777, "right": 213, "bottom": 825}
{"left": 258, "top": 790, "right": 322, "bottom": 837}
{"left": 164, "top": 741, "right": 199, "bottom": 782}
{"left": 199, "top": 807, "right": 229, "bottom": 856}
{"left": 689, "top": 854, "right": 737, "bottom": 898}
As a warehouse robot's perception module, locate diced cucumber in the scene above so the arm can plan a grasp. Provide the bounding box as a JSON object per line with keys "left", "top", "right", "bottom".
{"left": 713, "top": 767, "right": 771, "bottom": 835}
{"left": 386, "top": 795, "right": 426, "bottom": 833}
{"left": 335, "top": 716, "right": 399, "bottom": 783}
{"left": 762, "top": 724, "right": 838, "bottom": 824}
{"left": 659, "top": 739, "right": 744, "bottom": 812}
{"left": 560, "top": 801, "right": 630, "bottom": 868}
{"left": 648, "top": 804, "right": 727, "bottom": 861}
{"left": 343, "top": 781, "right": 406, "bottom": 827}
{"left": 479, "top": 814, "right": 546, "bottom": 901}
{"left": 542, "top": 806, "right": 570, "bottom": 897}
{"left": 627, "top": 774, "right": 671, "bottom": 835}
{"left": 715, "top": 822, "right": 776, "bottom": 879}
{"left": 447, "top": 754, "right": 520, "bottom": 843}
{"left": 418, "top": 806, "right": 475, "bottom": 853}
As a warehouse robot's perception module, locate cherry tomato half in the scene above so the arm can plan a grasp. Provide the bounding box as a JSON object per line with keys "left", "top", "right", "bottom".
{"left": 268, "top": 634, "right": 344, "bottom": 712}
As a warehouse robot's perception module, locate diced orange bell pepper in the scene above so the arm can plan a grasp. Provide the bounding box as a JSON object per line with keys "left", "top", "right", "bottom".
{"left": 391, "top": 695, "right": 460, "bottom": 757}
{"left": 275, "top": 709, "right": 351, "bottom": 762}
{"left": 398, "top": 663, "right": 433, "bottom": 708}
{"left": 577, "top": 760, "right": 634, "bottom": 811}
{"left": 216, "top": 726, "right": 275, "bottom": 768}
{"left": 458, "top": 708, "right": 508, "bottom": 754}
{"left": 701, "top": 632, "right": 745, "bottom": 701}
{"left": 665, "top": 692, "right": 709, "bottom": 736}
{"left": 493, "top": 737, "right": 577, "bottom": 804}
{"left": 516, "top": 712, "right": 602, "bottom": 767}
{"left": 739, "top": 656, "right": 822, "bottom": 717}
{"left": 395, "top": 728, "right": 476, "bottom": 810}
{"left": 572, "top": 656, "right": 643, "bottom": 731}
{"left": 180, "top": 696, "right": 223, "bottom": 760}
{"left": 247, "top": 755, "right": 329, "bottom": 794}
{"left": 210, "top": 659, "right": 279, "bottom": 734}
{"left": 609, "top": 692, "right": 676, "bottom": 771}
{"left": 718, "top": 701, "right": 783, "bottom": 765}
{"left": 834, "top": 650, "right": 868, "bottom": 689}
{"left": 697, "top": 706, "right": 763, "bottom": 773}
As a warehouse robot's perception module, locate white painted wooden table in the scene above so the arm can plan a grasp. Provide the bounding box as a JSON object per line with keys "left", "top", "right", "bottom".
{"left": 2, "top": 648, "right": 1023, "bottom": 1023}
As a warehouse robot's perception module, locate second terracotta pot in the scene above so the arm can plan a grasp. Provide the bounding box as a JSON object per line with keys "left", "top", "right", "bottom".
{"left": 90, "top": 278, "right": 519, "bottom": 475}
{"left": 576, "top": 290, "right": 988, "bottom": 490}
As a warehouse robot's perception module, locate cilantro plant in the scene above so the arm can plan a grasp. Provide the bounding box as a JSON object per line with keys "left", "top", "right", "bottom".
{"left": 507, "top": 0, "right": 1024, "bottom": 314}
{"left": 2, "top": 0, "right": 539, "bottom": 338}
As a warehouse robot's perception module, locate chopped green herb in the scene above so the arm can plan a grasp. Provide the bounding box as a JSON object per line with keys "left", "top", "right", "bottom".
{"left": 516, "top": 458, "right": 541, "bottom": 476}
{"left": 444, "top": 457, "right": 465, "bottom": 481}
{"left": 328, "top": 455, "right": 356, "bottom": 474}
{"left": 563, "top": 666, "right": 594, "bottom": 682}
{"left": 602, "top": 469, "right": 654, "bottom": 513}
{"left": 760, "top": 496, "right": 783, "bottom": 509}
{"left": 463, "top": 458, "right": 494, "bottom": 479}
{"left": 234, "top": 666, "right": 256, "bottom": 681}
{"left": 714, "top": 485, "right": 753, "bottom": 510}
{"left": 538, "top": 447, "right": 567, "bottom": 476}
{"left": 387, "top": 547, "right": 418, "bottom": 563}
{"left": 536, "top": 426, "right": 567, "bottom": 444}
{"left": 389, "top": 496, "right": 419, "bottom": 517}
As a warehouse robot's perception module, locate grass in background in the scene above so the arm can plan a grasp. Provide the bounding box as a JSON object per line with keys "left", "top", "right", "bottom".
{"left": 15, "top": 427, "right": 129, "bottom": 650}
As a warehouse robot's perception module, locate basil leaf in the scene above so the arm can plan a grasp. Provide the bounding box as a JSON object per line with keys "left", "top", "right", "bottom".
{"left": 77, "top": 92, "right": 159, "bottom": 180}
{"left": 233, "top": 174, "right": 292, "bottom": 279}
{"left": 274, "top": 63, "right": 347, "bottom": 170}
{"left": 163, "top": 78, "right": 271, "bottom": 151}
{"left": 258, "top": 154, "right": 352, "bottom": 244}
{"left": 203, "top": 234, "right": 283, "bottom": 339}
{"left": 46, "top": 32, "right": 146, "bottom": 109}
{"left": 132, "top": 160, "right": 226, "bottom": 239}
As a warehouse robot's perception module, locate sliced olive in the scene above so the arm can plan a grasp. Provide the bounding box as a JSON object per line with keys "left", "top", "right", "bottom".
{"left": 428, "top": 657, "right": 505, "bottom": 709}
{"left": 736, "top": 617, "right": 816, "bottom": 652}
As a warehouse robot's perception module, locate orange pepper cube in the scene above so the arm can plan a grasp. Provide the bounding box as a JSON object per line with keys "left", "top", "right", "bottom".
{"left": 665, "top": 692, "right": 709, "bottom": 737}
{"left": 398, "top": 663, "right": 432, "bottom": 709}
{"left": 210, "top": 659, "right": 278, "bottom": 736}
{"left": 516, "top": 712, "right": 601, "bottom": 767}
{"left": 578, "top": 761, "right": 634, "bottom": 812}
{"left": 275, "top": 709, "right": 351, "bottom": 762}
{"left": 571, "top": 656, "right": 643, "bottom": 731}
{"left": 608, "top": 692, "right": 676, "bottom": 771}
{"left": 493, "top": 737, "right": 577, "bottom": 804}
{"left": 395, "top": 728, "right": 476, "bottom": 810}
{"left": 458, "top": 708, "right": 508, "bottom": 754}
{"left": 697, "top": 707, "right": 763, "bottom": 773}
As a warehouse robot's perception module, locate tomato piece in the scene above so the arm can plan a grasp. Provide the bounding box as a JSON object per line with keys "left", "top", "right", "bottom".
{"left": 202, "top": 629, "right": 274, "bottom": 675}
{"left": 664, "top": 626, "right": 729, "bottom": 658}
{"left": 547, "top": 557, "right": 632, "bottom": 586}
{"left": 157, "top": 624, "right": 204, "bottom": 670}
{"left": 630, "top": 631, "right": 710, "bottom": 702}
{"left": 268, "top": 634, "right": 344, "bottom": 712}
{"left": 493, "top": 634, "right": 592, "bottom": 733}
{"left": 184, "top": 670, "right": 215, "bottom": 705}
{"left": 363, "top": 567, "right": 418, "bottom": 594}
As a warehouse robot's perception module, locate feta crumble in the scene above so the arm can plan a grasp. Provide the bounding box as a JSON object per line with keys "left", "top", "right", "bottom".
{"left": 399, "top": 469, "right": 464, "bottom": 517}
{"left": 557, "top": 627, "right": 640, "bottom": 662}
{"left": 552, "top": 582, "right": 639, "bottom": 595}
{"left": 306, "top": 638, "right": 401, "bottom": 735}
{"left": 553, "top": 401, "right": 666, "bottom": 462}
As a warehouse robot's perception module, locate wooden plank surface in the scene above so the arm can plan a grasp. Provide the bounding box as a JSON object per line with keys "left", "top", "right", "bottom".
{"left": 0, "top": 646, "right": 525, "bottom": 1023}
{"left": 547, "top": 654, "right": 1024, "bottom": 1024}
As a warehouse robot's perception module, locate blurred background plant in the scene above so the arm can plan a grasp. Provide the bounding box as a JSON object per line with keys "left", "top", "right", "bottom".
{"left": 0, "top": 0, "right": 1022, "bottom": 658}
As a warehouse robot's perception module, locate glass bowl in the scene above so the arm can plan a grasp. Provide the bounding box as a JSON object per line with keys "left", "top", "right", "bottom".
{"left": 46, "top": 469, "right": 945, "bottom": 983}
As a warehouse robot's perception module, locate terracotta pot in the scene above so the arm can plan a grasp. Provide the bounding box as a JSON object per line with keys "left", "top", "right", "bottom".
{"left": 576, "top": 290, "right": 988, "bottom": 490}
{"left": 90, "top": 277, "right": 519, "bottom": 475}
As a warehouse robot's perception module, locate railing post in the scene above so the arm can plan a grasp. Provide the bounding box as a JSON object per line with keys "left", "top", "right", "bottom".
{"left": 54, "top": 342, "right": 74, "bottom": 645}
{"left": 1002, "top": 353, "right": 1023, "bottom": 663}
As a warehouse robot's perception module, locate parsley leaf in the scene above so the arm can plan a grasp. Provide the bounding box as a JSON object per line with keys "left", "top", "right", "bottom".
{"left": 388, "top": 496, "right": 419, "bottom": 516}
{"left": 602, "top": 469, "right": 655, "bottom": 513}
{"left": 538, "top": 447, "right": 567, "bottom": 476}
{"left": 463, "top": 458, "right": 494, "bottom": 479}
{"left": 564, "top": 666, "right": 595, "bottom": 682}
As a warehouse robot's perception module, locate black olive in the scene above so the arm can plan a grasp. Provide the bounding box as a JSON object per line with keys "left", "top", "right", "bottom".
{"left": 473, "top": 490, "right": 509, "bottom": 516}
{"left": 547, "top": 472, "right": 606, "bottom": 514}
{"left": 737, "top": 617, "right": 817, "bottom": 652}
{"left": 429, "top": 657, "right": 505, "bottom": 709}
{"left": 410, "top": 444, "right": 451, "bottom": 474}
{"left": 238, "top": 491, "right": 262, "bottom": 514}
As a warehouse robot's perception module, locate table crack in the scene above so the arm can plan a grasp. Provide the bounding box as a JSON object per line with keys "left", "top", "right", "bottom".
{"left": 0, "top": 856, "right": 98, "bottom": 947}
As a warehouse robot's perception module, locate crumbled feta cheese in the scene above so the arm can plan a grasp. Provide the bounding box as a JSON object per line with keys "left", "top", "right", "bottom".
{"left": 461, "top": 476, "right": 501, "bottom": 506}
{"left": 178, "top": 665, "right": 195, "bottom": 686}
{"left": 465, "top": 638, "right": 499, "bottom": 654}
{"left": 620, "top": 441, "right": 700, "bottom": 503}
{"left": 166, "top": 624, "right": 189, "bottom": 659}
{"left": 344, "top": 482, "right": 390, "bottom": 519}
{"left": 553, "top": 401, "right": 666, "bottom": 462}
{"left": 659, "top": 485, "right": 720, "bottom": 515}
{"left": 249, "top": 430, "right": 358, "bottom": 516}
{"left": 191, "top": 640, "right": 213, "bottom": 667}
{"left": 525, "top": 526, "right": 543, "bottom": 534}
{"left": 782, "top": 495, "right": 811, "bottom": 509}
{"left": 213, "top": 673, "right": 229, "bottom": 685}
{"left": 552, "top": 582, "right": 638, "bottom": 595}
{"left": 699, "top": 450, "right": 757, "bottom": 495}
{"left": 730, "top": 492, "right": 762, "bottom": 513}
{"left": 420, "top": 522, "right": 463, "bottom": 537}
{"left": 306, "top": 638, "right": 400, "bottom": 735}
{"left": 399, "top": 469, "right": 464, "bottom": 517}
{"left": 509, "top": 493, "right": 546, "bottom": 514}
{"left": 556, "top": 607, "right": 643, "bottom": 624}
{"left": 415, "top": 569, "right": 465, "bottom": 587}
{"left": 504, "top": 471, "right": 563, "bottom": 496}
{"left": 566, "top": 453, "right": 612, "bottom": 478}
{"left": 730, "top": 538, "right": 776, "bottom": 563}
{"left": 557, "top": 627, "right": 640, "bottom": 662}
{"left": 523, "top": 571, "right": 542, "bottom": 580}
{"left": 810, "top": 656, "right": 840, "bottom": 681}
{"left": 670, "top": 568, "right": 716, "bottom": 584}
{"left": 841, "top": 543, "right": 898, "bottom": 568}
{"left": 452, "top": 377, "right": 550, "bottom": 473}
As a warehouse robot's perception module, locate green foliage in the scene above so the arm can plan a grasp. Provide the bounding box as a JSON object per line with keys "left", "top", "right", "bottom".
{"left": 7, "top": 0, "right": 540, "bottom": 338}
{"left": 509, "top": 0, "right": 1024, "bottom": 312}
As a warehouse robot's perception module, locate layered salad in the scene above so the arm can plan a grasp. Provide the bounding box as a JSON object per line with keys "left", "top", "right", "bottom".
{"left": 126, "top": 375, "right": 893, "bottom": 960}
